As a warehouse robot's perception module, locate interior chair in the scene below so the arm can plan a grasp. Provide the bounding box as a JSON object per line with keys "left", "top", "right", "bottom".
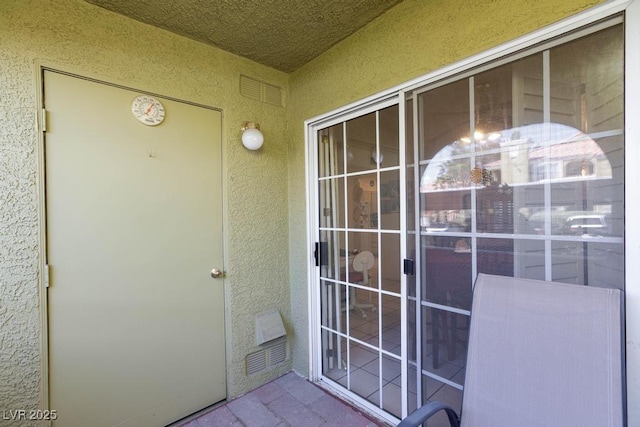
{"left": 341, "top": 250, "right": 377, "bottom": 319}
{"left": 398, "top": 273, "right": 624, "bottom": 427}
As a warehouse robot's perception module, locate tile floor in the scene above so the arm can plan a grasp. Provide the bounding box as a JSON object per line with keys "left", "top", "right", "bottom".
{"left": 322, "top": 283, "right": 467, "bottom": 426}
{"left": 173, "top": 372, "right": 388, "bottom": 427}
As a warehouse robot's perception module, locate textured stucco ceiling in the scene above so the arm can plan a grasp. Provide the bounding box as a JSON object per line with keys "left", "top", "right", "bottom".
{"left": 83, "top": 0, "right": 404, "bottom": 72}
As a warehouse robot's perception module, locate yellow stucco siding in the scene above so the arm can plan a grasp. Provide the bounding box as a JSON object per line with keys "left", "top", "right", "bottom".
{"left": 0, "top": 0, "right": 291, "bottom": 412}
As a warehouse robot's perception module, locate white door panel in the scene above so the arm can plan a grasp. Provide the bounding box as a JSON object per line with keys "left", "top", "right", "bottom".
{"left": 45, "top": 70, "right": 225, "bottom": 427}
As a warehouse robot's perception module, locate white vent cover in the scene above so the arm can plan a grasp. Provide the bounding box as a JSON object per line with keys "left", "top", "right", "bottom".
{"left": 269, "top": 340, "right": 287, "bottom": 366}
{"left": 246, "top": 349, "right": 267, "bottom": 376}
{"left": 240, "top": 75, "right": 284, "bottom": 107}
{"left": 256, "top": 310, "right": 286, "bottom": 345}
{"left": 246, "top": 339, "right": 288, "bottom": 376}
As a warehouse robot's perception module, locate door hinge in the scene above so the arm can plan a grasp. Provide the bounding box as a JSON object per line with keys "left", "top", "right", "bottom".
{"left": 44, "top": 264, "right": 50, "bottom": 288}
{"left": 403, "top": 259, "right": 415, "bottom": 276}
{"left": 41, "top": 108, "right": 47, "bottom": 133}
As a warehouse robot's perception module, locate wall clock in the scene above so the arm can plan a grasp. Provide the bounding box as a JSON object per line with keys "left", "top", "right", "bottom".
{"left": 131, "top": 95, "right": 165, "bottom": 126}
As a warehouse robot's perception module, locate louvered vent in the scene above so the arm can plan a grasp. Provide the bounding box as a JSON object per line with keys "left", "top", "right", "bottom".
{"left": 268, "top": 340, "right": 287, "bottom": 366}
{"left": 240, "top": 75, "right": 284, "bottom": 107}
{"left": 245, "top": 339, "right": 288, "bottom": 376}
{"left": 246, "top": 349, "right": 267, "bottom": 375}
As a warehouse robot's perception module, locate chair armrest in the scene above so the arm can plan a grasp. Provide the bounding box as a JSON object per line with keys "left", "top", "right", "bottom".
{"left": 397, "top": 401, "right": 460, "bottom": 427}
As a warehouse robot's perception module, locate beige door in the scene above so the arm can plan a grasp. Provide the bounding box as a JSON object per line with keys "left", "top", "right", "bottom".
{"left": 44, "top": 70, "right": 226, "bottom": 427}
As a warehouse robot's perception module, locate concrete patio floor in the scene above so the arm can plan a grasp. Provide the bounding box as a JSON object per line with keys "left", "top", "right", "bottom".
{"left": 173, "top": 371, "right": 388, "bottom": 427}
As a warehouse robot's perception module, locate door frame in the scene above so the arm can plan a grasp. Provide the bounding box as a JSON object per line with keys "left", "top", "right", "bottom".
{"left": 305, "top": 94, "right": 405, "bottom": 426}
{"left": 34, "top": 64, "right": 230, "bottom": 414}
{"left": 305, "top": 0, "right": 640, "bottom": 424}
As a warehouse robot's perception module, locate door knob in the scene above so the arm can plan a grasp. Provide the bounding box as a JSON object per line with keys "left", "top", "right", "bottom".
{"left": 210, "top": 268, "right": 226, "bottom": 279}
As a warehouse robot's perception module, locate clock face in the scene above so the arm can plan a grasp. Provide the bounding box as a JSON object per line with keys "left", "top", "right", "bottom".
{"left": 131, "top": 95, "right": 165, "bottom": 126}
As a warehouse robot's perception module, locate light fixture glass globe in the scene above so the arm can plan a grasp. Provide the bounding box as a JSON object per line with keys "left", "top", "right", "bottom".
{"left": 242, "top": 128, "right": 264, "bottom": 150}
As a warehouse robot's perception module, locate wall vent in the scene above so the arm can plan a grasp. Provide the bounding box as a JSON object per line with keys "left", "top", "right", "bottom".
{"left": 245, "top": 338, "right": 289, "bottom": 376}
{"left": 246, "top": 349, "right": 267, "bottom": 376}
{"left": 240, "top": 75, "right": 284, "bottom": 107}
{"left": 268, "top": 339, "right": 287, "bottom": 366}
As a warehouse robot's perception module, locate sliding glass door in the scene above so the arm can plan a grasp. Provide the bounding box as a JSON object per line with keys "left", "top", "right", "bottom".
{"left": 406, "top": 20, "right": 624, "bottom": 425}
{"left": 311, "top": 15, "right": 625, "bottom": 426}
{"left": 316, "top": 101, "right": 404, "bottom": 418}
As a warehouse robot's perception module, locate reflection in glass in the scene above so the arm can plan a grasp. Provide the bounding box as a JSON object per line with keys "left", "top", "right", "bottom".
{"left": 481, "top": 238, "right": 546, "bottom": 281}
{"left": 380, "top": 170, "right": 401, "bottom": 230}
{"left": 419, "top": 79, "right": 469, "bottom": 161}
{"left": 347, "top": 113, "right": 377, "bottom": 174}
{"left": 347, "top": 174, "right": 377, "bottom": 230}
{"left": 318, "top": 124, "right": 344, "bottom": 178}
{"left": 380, "top": 105, "right": 400, "bottom": 168}
{"left": 319, "top": 178, "right": 344, "bottom": 229}
{"left": 380, "top": 233, "right": 401, "bottom": 293}
{"left": 551, "top": 241, "right": 624, "bottom": 290}
{"left": 550, "top": 25, "right": 623, "bottom": 134}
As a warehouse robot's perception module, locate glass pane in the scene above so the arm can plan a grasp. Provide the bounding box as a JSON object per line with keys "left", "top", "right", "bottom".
{"left": 512, "top": 54, "right": 544, "bottom": 127}
{"left": 550, "top": 25, "right": 623, "bottom": 134}
{"left": 382, "top": 294, "right": 402, "bottom": 356}
{"left": 320, "top": 279, "right": 346, "bottom": 334}
{"left": 510, "top": 239, "right": 545, "bottom": 280}
{"left": 421, "top": 306, "right": 468, "bottom": 380}
{"left": 419, "top": 79, "right": 470, "bottom": 161}
{"left": 319, "top": 178, "right": 344, "bottom": 229}
{"left": 380, "top": 104, "right": 400, "bottom": 168}
{"left": 348, "top": 287, "right": 379, "bottom": 341}
{"left": 421, "top": 376, "right": 463, "bottom": 427}
{"left": 476, "top": 179, "right": 514, "bottom": 233}
{"left": 406, "top": 97, "right": 415, "bottom": 164}
{"left": 346, "top": 113, "right": 377, "bottom": 174}
{"left": 420, "top": 160, "right": 473, "bottom": 233}
{"left": 407, "top": 165, "right": 416, "bottom": 231}
{"left": 381, "top": 233, "right": 401, "bottom": 293}
{"left": 319, "top": 230, "right": 345, "bottom": 281}
{"left": 380, "top": 170, "right": 400, "bottom": 230}
{"left": 349, "top": 342, "right": 379, "bottom": 400}
{"left": 407, "top": 364, "right": 418, "bottom": 414}
{"left": 347, "top": 174, "right": 377, "bottom": 229}
{"left": 475, "top": 63, "right": 514, "bottom": 139}
{"left": 318, "top": 124, "right": 344, "bottom": 178}
{"left": 422, "top": 236, "right": 472, "bottom": 310}
{"left": 551, "top": 241, "right": 624, "bottom": 289}
{"left": 547, "top": 133, "right": 622, "bottom": 238}
{"left": 322, "top": 331, "right": 347, "bottom": 385}
{"left": 381, "top": 355, "right": 402, "bottom": 417}
{"left": 477, "top": 238, "right": 514, "bottom": 278}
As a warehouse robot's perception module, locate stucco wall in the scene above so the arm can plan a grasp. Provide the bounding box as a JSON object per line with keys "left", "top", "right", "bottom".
{"left": 287, "top": 0, "right": 603, "bottom": 373}
{"left": 0, "top": 0, "right": 291, "bottom": 416}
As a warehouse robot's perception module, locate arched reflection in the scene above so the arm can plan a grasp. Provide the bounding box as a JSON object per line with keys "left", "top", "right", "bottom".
{"left": 420, "top": 122, "right": 616, "bottom": 237}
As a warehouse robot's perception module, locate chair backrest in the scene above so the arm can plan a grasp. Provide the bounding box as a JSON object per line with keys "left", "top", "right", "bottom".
{"left": 461, "top": 274, "right": 624, "bottom": 427}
